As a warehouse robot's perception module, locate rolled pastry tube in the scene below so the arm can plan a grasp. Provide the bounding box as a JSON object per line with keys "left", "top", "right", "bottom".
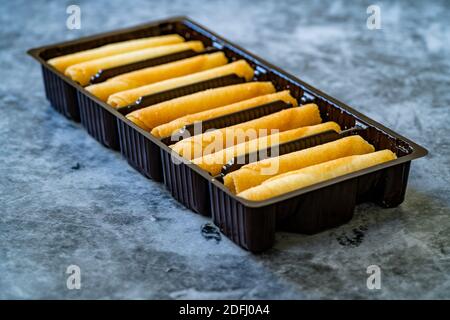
{"left": 65, "top": 41, "right": 205, "bottom": 85}
{"left": 108, "top": 59, "right": 255, "bottom": 108}
{"left": 47, "top": 34, "right": 185, "bottom": 72}
{"left": 171, "top": 103, "right": 322, "bottom": 160}
{"left": 224, "top": 135, "right": 374, "bottom": 193}
{"left": 85, "top": 52, "right": 227, "bottom": 101}
{"left": 193, "top": 121, "right": 340, "bottom": 176}
{"left": 151, "top": 90, "right": 297, "bottom": 138}
{"left": 238, "top": 150, "right": 397, "bottom": 201}
{"left": 126, "top": 82, "right": 276, "bottom": 131}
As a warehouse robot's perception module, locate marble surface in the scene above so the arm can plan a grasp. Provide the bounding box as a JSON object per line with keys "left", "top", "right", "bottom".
{"left": 1, "top": 0, "right": 449, "bottom": 299}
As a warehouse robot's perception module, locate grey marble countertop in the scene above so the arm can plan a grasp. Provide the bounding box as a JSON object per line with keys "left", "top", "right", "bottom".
{"left": 1, "top": 0, "right": 449, "bottom": 299}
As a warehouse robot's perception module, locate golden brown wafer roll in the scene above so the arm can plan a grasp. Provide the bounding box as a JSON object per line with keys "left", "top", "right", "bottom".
{"left": 47, "top": 34, "right": 185, "bottom": 72}
{"left": 108, "top": 60, "right": 255, "bottom": 108}
{"left": 85, "top": 52, "right": 227, "bottom": 101}
{"left": 192, "top": 121, "right": 340, "bottom": 176}
{"left": 171, "top": 103, "right": 322, "bottom": 160}
{"left": 224, "top": 135, "right": 374, "bottom": 193}
{"left": 238, "top": 150, "right": 397, "bottom": 201}
{"left": 151, "top": 90, "right": 297, "bottom": 138}
{"left": 126, "top": 82, "right": 276, "bottom": 131}
{"left": 65, "top": 41, "right": 204, "bottom": 86}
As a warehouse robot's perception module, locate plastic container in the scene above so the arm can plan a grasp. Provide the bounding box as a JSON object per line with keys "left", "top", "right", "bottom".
{"left": 28, "top": 17, "right": 427, "bottom": 252}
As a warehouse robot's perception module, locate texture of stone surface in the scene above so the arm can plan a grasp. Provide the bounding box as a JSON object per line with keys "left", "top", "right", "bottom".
{"left": 0, "top": 0, "right": 449, "bottom": 299}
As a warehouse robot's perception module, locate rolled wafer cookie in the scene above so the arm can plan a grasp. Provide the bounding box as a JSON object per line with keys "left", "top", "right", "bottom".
{"left": 192, "top": 121, "right": 340, "bottom": 176}
{"left": 151, "top": 90, "right": 297, "bottom": 138}
{"left": 47, "top": 34, "right": 185, "bottom": 72}
{"left": 238, "top": 150, "right": 397, "bottom": 201}
{"left": 65, "top": 41, "right": 204, "bottom": 86}
{"left": 108, "top": 59, "right": 255, "bottom": 108}
{"left": 126, "top": 82, "right": 276, "bottom": 131}
{"left": 171, "top": 103, "right": 322, "bottom": 160}
{"left": 85, "top": 52, "right": 227, "bottom": 101}
{"left": 224, "top": 135, "right": 374, "bottom": 193}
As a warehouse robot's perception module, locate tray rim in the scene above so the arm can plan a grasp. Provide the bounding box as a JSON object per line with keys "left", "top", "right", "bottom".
{"left": 27, "top": 15, "right": 428, "bottom": 209}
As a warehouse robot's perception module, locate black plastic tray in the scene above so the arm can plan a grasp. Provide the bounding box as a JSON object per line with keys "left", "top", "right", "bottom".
{"left": 28, "top": 17, "right": 428, "bottom": 252}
